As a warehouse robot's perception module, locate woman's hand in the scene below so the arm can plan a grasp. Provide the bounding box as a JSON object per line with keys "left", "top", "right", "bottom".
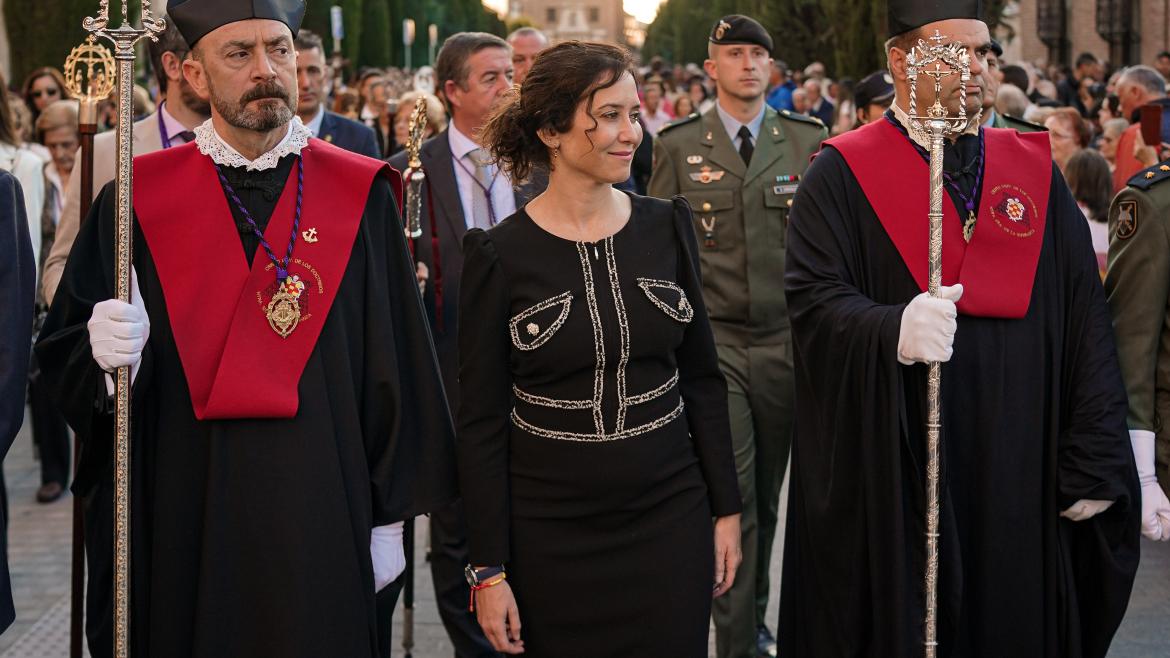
{"left": 474, "top": 580, "right": 525, "bottom": 654}
{"left": 713, "top": 513, "right": 742, "bottom": 598}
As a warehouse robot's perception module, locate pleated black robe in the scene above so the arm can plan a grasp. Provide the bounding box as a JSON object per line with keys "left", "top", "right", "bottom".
{"left": 780, "top": 145, "right": 1141, "bottom": 658}
{"left": 36, "top": 153, "right": 456, "bottom": 658}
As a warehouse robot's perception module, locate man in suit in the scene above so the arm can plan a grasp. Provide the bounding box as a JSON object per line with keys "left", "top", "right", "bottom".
{"left": 0, "top": 171, "right": 35, "bottom": 635}
{"left": 42, "top": 22, "right": 210, "bottom": 305}
{"left": 389, "top": 31, "right": 544, "bottom": 658}
{"left": 293, "top": 30, "right": 380, "bottom": 159}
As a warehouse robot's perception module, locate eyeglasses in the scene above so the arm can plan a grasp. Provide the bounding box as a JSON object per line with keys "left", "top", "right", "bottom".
{"left": 31, "top": 88, "right": 60, "bottom": 99}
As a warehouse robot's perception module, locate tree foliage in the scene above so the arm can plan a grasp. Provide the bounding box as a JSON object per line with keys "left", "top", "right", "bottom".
{"left": 644, "top": 0, "right": 1009, "bottom": 80}
{"left": 6, "top": 0, "right": 144, "bottom": 88}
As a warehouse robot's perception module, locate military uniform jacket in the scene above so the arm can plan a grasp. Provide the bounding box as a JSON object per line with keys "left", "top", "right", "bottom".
{"left": 1105, "top": 161, "right": 1170, "bottom": 492}
{"left": 648, "top": 106, "right": 826, "bottom": 346}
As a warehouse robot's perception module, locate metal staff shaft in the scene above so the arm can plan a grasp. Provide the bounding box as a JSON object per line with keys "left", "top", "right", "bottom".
{"left": 402, "top": 518, "right": 415, "bottom": 657}
{"left": 111, "top": 49, "right": 135, "bottom": 658}
{"left": 923, "top": 118, "right": 946, "bottom": 658}
{"left": 84, "top": 5, "right": 166, "bottom": 655}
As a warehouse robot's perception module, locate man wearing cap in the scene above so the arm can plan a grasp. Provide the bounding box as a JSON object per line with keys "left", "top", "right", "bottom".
{"left": 853, "top": 70, "right": 896, "bottom": 127}
{"left": 782, "top": 2, "right": 1139, "bottom": 657}
{"left": 36, "top": 1, "right": 456, "bottom": 656}
{"left": 648, "top": 14, "right": 826, "bottom": 658}
{"left": 981, "top": 39, "right": 1043, "bottom": 133}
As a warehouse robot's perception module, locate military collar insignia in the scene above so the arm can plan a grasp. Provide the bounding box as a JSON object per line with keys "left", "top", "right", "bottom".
{"left": 1128, "top": 160, "right": 1170, "bottom": 191}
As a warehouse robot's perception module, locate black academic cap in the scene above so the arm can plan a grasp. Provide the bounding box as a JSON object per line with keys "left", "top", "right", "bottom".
{"left": 168, "top": 0, "right": 306, "bottom": 47}
{"left": 887, "top": 0, "right": 984, "bottom": 38}
{"left": 855, "top": 70, "right": 895, "bottom": 108}
{"left": 709, "top": 15, "right": 774, "bottom": 53}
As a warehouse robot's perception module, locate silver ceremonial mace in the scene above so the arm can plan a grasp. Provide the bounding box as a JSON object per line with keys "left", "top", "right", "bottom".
{"left": 81, "top": 2, "right": 166, "bottom": 656}
{"left": 904, "top": 30, "right": 973, "bottom": 658}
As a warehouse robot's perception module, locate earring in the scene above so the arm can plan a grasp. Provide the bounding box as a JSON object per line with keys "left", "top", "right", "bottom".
{"left": 553, "top": 145, "right": 560, "bottom": 159}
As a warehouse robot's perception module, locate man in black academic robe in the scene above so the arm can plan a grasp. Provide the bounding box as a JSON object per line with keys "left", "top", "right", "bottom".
{"left": 0, "top": 171, "right": 35, "bottom": 634}
{"left": 36, "top": 3, "right": 455, "bottom": 657}
{"left": 780, "top": 5, "right": 1140, "bottom": 658}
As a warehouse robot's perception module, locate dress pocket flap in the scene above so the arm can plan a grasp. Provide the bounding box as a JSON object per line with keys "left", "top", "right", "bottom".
{"left": 636, "top": 278, "right": 694, "bottom": 323}
{"left": 510, "top": 291, "right": 574, "bottom": 350}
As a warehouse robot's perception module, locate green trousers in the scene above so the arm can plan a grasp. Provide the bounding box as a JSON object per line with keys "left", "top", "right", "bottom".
{"left": 711, "top": 340, "right": 795, "bottom": 658}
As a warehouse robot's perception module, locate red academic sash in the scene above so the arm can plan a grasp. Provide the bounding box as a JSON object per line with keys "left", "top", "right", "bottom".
{"left": 133, "top": 139, "right": 392, "bottom": 419}
{"left": 826, "top": 119, "right": 1052, "bottom": 318}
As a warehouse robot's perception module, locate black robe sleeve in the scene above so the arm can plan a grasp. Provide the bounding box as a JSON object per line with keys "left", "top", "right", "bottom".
{"left": 362, "top": 175, "right": 459, "bottom": 525}
{"left": 670, "top": 196, "right": 742, "bottom": 517}
{"left": 1046, "top": 165, "right": 1140, "bottom": 658}
{"left": 780, "top": 147, "right": 920, "bottom": 656}
{"left": 34, "top": 184, "right": 153, "bottom": 497}
{"left": 456, "top": 228, "right": 513, "bottom": 565}
{"left": 0, "top": 171, "right": 34, "bottom": 633}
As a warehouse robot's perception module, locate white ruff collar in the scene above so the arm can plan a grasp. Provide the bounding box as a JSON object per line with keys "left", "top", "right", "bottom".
{"left": 892, "top": 101, "right": 982, "bottom": 151}
{"left": 194, "top": 116, "right": 311, "bottom": 171}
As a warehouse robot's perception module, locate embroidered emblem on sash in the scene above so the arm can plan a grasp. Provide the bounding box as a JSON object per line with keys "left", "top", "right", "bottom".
{"left": 988, "top": 183, "right": 1038, "bottom": 239}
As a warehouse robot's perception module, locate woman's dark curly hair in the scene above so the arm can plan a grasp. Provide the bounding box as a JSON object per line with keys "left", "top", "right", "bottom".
{"left": 481, "top": 41, "right": 634, "bottom": 183}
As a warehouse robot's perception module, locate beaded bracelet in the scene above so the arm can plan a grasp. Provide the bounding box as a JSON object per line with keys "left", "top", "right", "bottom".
{"left": 468, "top": 573, "right": 508, "bottom": 612}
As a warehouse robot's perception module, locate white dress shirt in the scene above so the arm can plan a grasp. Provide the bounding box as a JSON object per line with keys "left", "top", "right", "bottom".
{"left": 447, "top": 122, "right": 516, "bottom": 228}
{"left": 304, "top": 105, "right": 326, "bottom": 138}
{"left": 715, "top": 102, "right": 766, "bottom": 152}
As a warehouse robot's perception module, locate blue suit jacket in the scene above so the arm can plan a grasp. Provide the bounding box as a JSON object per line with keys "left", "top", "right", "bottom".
{"left": 317, "top": 111, "right": 381, "bottom": 159}
{"left": 0, "top": 170, "right": 34, "bottom": 633}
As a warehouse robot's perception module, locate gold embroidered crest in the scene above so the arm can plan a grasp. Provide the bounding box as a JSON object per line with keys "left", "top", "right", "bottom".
{"left": 1116, "top": 199, "right": 1139, "bottom": 240}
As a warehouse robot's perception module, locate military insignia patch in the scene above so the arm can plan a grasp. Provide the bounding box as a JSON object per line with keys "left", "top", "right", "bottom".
{"left": 1116, "top": 199, "right": 1139, "bottom": 240}
{"left": 715, "top": 20, "right": 732, "bottom": 39}
{"left": 689, "top": 166, "right": 725, "bottom": 184}
{"left": 686, "top": 155, "right": 703, "bottom": 165}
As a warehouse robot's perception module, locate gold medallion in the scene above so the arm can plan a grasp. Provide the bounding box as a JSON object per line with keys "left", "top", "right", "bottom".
{"left": 265, "top": 275, "right": 306, "bottom": 338}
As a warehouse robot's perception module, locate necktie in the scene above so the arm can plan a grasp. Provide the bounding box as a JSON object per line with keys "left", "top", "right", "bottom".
{"left": 177, "top": 130, "right": 196, "bottom": 144}
{"left": 467, "top": 148, "right": 494, "bottom": 229}
{"left": 737, "top": 126, "right": 754, "bottom": 166}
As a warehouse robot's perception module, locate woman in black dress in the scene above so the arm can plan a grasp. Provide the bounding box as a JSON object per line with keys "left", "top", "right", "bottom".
{"left": 458, "top": 42, "right": 742, "bottom": 656}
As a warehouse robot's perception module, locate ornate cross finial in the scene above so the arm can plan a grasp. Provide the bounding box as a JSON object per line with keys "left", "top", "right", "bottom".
{"left": 928, "top": 30, "right": 946, "bottom": 45}
{"left": 904, "top": 31, "right": 976, "bottom": 140}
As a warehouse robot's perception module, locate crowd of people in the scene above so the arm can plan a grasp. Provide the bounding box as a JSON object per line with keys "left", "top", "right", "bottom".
{"left": 0, "top": 0, "right": 1166, "bottom": 657}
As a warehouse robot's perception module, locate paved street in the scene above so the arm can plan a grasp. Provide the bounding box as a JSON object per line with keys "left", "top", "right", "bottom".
{"left": 0, "top": 414, "right": 1165, "bottom": 657}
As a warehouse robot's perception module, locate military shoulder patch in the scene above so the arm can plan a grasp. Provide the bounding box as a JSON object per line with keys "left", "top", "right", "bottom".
{"left": 1001, "top": 114, "right": 1046, "bottom": 133}
{"left": 778, "top": 108, "right": 825, "bottom": 129}
{"left": 1128, "top": 161, "right": 1170, "bottom": 191}
{"left": 1116, "top": 199, "right": 1139, "bottom": 240}
{"left": 656, "top": 113, "right": 700, "bottom": 136}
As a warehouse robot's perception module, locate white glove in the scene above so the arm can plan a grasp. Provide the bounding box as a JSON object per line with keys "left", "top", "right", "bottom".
{"left": 1131, "top": 430, "right": 1170, "bottom": 541}
{"left": 370, "top": 521, "right": 406, "bottom": 592}
{"left": 897, "top": 284, "right": 964, "bottom": 365}
{"left": 1060, "top": 499, "right": 1114, "bottom": 522}
{"left": 88, "top": 267, "right": 148, "bottom": 395}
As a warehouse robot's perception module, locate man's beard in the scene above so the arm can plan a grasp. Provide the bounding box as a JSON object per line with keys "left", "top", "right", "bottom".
{"left": 209, "top": 79, "right": 295, "bottom": 132}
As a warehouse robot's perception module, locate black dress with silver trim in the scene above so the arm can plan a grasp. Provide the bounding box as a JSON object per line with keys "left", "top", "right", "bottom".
{"left": 458, "top": 193, "right": 741, "bottom": 656}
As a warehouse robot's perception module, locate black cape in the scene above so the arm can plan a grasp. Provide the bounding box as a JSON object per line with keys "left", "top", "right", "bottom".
{"left": 36, "top": 155, "right": 456, "bottom": 658}
{"left": 0, "top": 171, "right": 34, "bottom": 634}
{"left": 780, "top": 145, "right": 1141, "bottom": 658}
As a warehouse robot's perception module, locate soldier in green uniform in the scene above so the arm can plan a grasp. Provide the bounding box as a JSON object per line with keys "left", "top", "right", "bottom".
{"left": 648, "top": 15, "right": 826, "bottom": 658}
{"left": 1104, "top": 161, "right": 1170, "bottom": 542}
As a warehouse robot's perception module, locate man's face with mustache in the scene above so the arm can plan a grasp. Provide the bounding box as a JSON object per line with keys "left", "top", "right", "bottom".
{"left": 184, "top": 19, "right": 299, "bottom": 133}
